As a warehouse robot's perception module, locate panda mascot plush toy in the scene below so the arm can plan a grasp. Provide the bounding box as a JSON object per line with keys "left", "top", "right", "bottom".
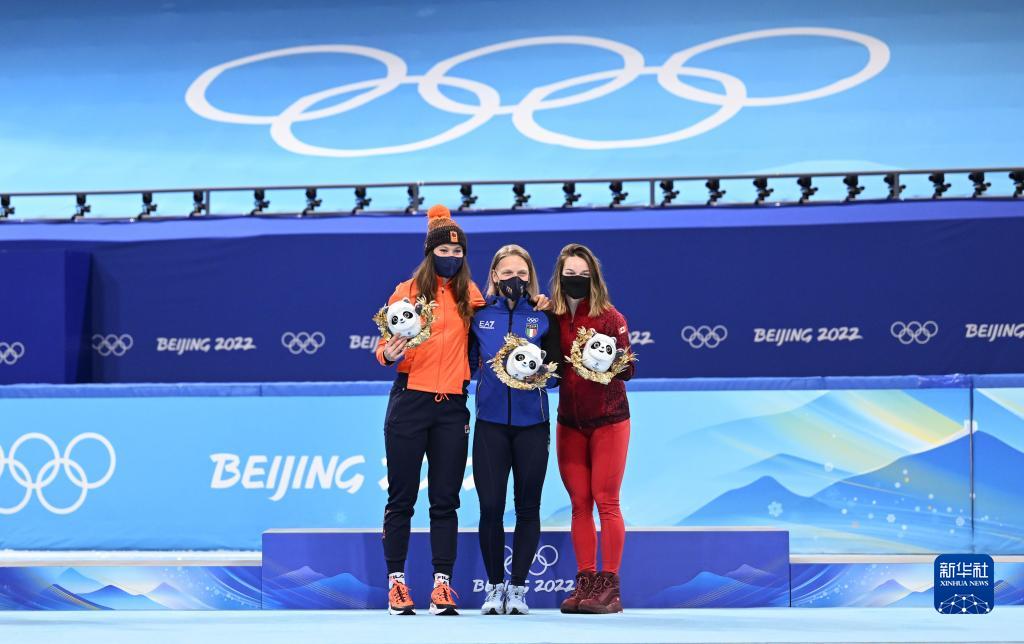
{"left": 505, "top": 343, "right": 546, "bottom": 381}
{"left": 581, "top": 333, "right": 620, "bottom": 373}
{"left": 386, "top": 298, "right": 423, "bottom": 339}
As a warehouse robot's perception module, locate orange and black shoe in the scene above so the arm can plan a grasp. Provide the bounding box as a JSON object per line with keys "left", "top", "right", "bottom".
{"left": 388, "top": 580, "right": 415, "bottom": 615}
{"left": 429, "top": 578, "right": 460, "bottom": 615}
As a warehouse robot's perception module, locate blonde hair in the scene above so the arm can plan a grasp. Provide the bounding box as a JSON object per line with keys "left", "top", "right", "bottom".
{"left": 549, "top": 243, "right": 613, "bottom": 317}
{"left": 486, "top": 244, "right": 540, "bottom": 299}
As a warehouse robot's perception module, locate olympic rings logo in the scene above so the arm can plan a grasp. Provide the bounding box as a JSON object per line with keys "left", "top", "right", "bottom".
{"left": 504, "top": 544, "right": 559, "bottom": 577}
{"left": 92, "top": 334, "right": 134, "bottom": 357}
{"left": 0, "top": 341, "right": 26, "bottom": 366}
{"left": 681, "top": 325, "right": 729, "bottom": 349}
{"left": 0, "top": 433, "right": 116, "bottom": 515}
{"left": 186, "top": 28, "right": 890, "bottom": 156}
{"left": 281, "top": 331, "right": 326, "bottom": 355}
{"left": 891, "top": 321, "right": 939, "bottom": 345}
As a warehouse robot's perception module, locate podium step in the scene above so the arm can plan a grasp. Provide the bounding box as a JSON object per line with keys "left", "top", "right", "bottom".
{"left": 262, "top": 527, "right": 791, "bottom": 610}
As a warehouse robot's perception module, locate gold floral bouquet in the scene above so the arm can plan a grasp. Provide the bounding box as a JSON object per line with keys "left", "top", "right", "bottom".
{"left": 567, "top": 326, "right": 638, "bottom": 385}
{"left": 489, "top": 333, "right": 559, "bottom": 390}
{"left": 372, "top": 295, "right": 437, "bottom": 349}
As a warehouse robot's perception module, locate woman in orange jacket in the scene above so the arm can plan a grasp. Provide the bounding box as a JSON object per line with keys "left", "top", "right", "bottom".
{"left": 375, "top": 205, "right": 484, "bottom": 616}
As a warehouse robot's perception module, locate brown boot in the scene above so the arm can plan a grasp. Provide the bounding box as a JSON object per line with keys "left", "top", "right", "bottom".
{"left": 559, "top": 570, "right": 596, "bottom": 614}
{"left": 578, "top": 571, "right": 623, "bottom": 614}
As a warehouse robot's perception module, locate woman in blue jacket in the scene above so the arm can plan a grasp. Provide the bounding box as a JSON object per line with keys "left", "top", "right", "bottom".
{"left": 468, "top": 244, "right": 561, "bottom": 615}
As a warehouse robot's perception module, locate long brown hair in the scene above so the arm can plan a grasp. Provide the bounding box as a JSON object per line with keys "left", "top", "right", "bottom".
{"left": 486, "top": 244, "right": 540, "bottom": 299}
{"left": 412, "top": 252, "right": 475, "bottom": 326}
{"left": 549, "top": 243, "right": 613, "bottom": 317}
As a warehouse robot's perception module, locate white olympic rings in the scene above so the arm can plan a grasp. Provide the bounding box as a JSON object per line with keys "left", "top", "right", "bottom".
{"left": 186, "top": 29, "right": 889, "bottom": 156}
{"left": 0, "top": 433, "right": 116, "bottom": 515}
{"left": 504, "top": 544, "right": 560, "bottom": 577}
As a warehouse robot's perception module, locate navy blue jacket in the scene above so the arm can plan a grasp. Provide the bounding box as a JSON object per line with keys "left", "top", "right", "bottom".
{"left": 469, "top": 295, "right": 562, "bottom": 427}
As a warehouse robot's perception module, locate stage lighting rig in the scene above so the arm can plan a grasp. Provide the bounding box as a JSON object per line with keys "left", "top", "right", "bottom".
{"left": 928, "top": 172, "right": 950, "bottom": 199}
{"left": 561, "top": 182, "right": 581, "bottom": 208}
{"left": 797, "top": 176, "right": 817, "bottom": 204}
{"left": 843, "top": 175, "right": 864, "bottom": 202}
{"left": 884, "top": 173, "right": 905, "bottom": 200}
{"left": 659, "top": 180, "right": 679, "bottom": 207}
{"left": 353, "top": 186, "right": 372, "bottom": 214}
{"left": 968, "top": 171, "right": 990, "bottom": 198}
{"left": 706, "top": 178, "right": 725, "bottom": 205}
{"left": 302, "top": 187, "right": 322, "bottom": 216}
{"left": 752, "top": 177, "right": 773, "bottom": 205}
{"left": 405, "top": 185, "right": 423, "bottom": 214}
{"left": 608, "top": 181, "right": 628, "bottom": 208}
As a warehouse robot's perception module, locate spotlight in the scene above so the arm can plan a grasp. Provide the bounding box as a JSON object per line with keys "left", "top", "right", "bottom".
{"left": 301, "top": 187, "right": 322, "bottom": 216}
{"left": 250, "top": 189, "right": 270, "bottom": 215}
{"left": 561, "top": 182, "right": 581, "bottom": 208}
{"left": 608, "top": 181, "right": 628, "bottom": 208}
{"left": 928, "top": 172, "right": 951, "bottom": 199}
{"left": 190, "top": 190, "right": 207, "bottom": 217}
{"left": 1011, "top": 170, "right": 1024, "bottom": 199}
{"left": 353, "top": 186, "right": 372, "bottom": 214}
{"left": 884, "top": 173, "right": 905, "bottom": 200}
{"left": 659, "top": 180, "right": 679, "bottom": 207}
{"left": 843, "top": 175, "right": 864, "bottom": 202}
{"left": 405, "top": 185, "right": 424, "bottom": 214}
{"left": 796, "top": 176, "right": 817, "bottom": 204}
{"left": 752, "top": 177, "right": 773, "bottom": 205}
{"left": 73, "top": 193, "right": 91, "bottom": 220}
{"left": 706, "top": 178, "right": 725, "bottom": 206}
{"left": 512, "top": 182, "right": 531, "bottom": 209}
{"left": 968, "top": 171, "right": 991, "bottom": 198}
{"left": 138, "top": 192, "right": 157, "bottom": 218}
{"left": 0, "top": 194, "right": 13, "bottom": 218}
{"left": 458, "top": 184, "right": 477, "bottom": 210}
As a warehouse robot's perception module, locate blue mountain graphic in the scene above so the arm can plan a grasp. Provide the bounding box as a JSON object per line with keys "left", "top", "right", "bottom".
{"left": 891, "top": 588, "right": 934, "bottom": 608}
{"left": 813, "top": 433, "right": 971, "bottom": 510}
{"left": 264, "top": 571, "right": 387, "bottom": 609}
{"left": 681, "top": 475, "right": 833, "bottom": 524}
{"left": 35, "top": 583, "right": 107, "bottom": 610}
{"left": 145, "top": 582, "right": 209, "bottom": 610}
{"left": 725, "top": 563, "right": 786, "bottom": 588}
{"left": 858, "top": 579, "right": 912, "bottom": 606}
{"left": 732, "top": 453, "right": 853, "bottom": 495}
{"left": 78, "top": 585, "right": 167, "bottom": 610}
{"left": 648, "top": 571, "right": 787, "bottom": 608}
{"left": 54, "top": 568, "right": 105, "bottom": 595}
{"left": 268, "top": 565, "right": 327, "bottom": 589}
{"left": 996, "top": 580, "right": 1024, "bottom": 606}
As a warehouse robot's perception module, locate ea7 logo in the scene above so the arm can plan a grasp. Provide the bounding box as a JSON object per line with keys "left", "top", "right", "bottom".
{"left": 478, "top": 320, "right": 495, "bottom": 330}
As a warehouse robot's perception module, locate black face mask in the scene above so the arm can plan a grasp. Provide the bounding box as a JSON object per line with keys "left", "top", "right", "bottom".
{"left": 560, "top": 275, "right": 590, "bottom": 299}
{"left": 498, "top": 276, "right": 528, "bottom": 302}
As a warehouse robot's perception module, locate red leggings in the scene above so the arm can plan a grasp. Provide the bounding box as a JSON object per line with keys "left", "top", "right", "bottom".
{"left": 556, "top": 419, "right": 630, "bottom": 574}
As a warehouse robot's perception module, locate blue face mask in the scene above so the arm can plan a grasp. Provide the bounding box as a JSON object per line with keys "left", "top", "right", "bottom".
{"left": 433, "top": 255, "right": 463, "bottom": 278}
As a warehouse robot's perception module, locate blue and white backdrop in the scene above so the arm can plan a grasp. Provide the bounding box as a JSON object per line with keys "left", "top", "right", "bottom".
{"left": 0, "top": 0, "right": 1021, "bottom": 215}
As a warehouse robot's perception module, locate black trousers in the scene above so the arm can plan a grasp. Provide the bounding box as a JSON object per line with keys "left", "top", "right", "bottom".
{"left": 382, "top": 375, "right": 470, "bottom": 577}
{"left": 473, "top": 418, "right": 550, "bottom": 586}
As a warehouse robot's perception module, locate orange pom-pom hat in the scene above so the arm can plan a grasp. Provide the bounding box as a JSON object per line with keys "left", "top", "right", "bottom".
{"left": 423, "top": 204, "right": 467, "bottom": 256}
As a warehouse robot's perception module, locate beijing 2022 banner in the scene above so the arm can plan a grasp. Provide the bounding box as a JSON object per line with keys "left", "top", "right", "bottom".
{"left": 4, "top": 378, "right": 1018, "bottom": 555}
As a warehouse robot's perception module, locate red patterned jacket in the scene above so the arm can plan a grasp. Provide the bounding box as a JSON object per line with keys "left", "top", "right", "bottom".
{"left": 556, "top": 298, "right": 635, "bottom": 431}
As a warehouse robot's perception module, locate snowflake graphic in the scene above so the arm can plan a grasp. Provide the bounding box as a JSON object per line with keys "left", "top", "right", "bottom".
{"left": 767, "top": 501, "right": 783, "bottom": 518}
{"left": 937, "top": 594, "right": 991, "bottom": 614}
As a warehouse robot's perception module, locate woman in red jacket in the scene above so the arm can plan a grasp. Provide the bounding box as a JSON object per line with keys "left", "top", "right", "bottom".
{"left": 551, "top": 243, "right": 635, "bottom": 615}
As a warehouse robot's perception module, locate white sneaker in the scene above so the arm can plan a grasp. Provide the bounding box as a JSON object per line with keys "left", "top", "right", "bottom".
{"left": 480, "top": 582, "right": 506, "bottom": 615}
{"left": 505, "top": 584, "right": 529, "bottom": 615}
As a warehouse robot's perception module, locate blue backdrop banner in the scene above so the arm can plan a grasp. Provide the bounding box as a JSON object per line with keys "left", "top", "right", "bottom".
{"left": 3, "top": 200, "right": 1024, "bottom": 382}
{"left": 0, "top": 377, "right": 999, "bottom": 554}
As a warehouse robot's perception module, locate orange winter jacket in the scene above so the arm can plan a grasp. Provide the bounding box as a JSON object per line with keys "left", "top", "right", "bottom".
{"left": 375, "top": 277, "right": 485, "bottom": 395}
